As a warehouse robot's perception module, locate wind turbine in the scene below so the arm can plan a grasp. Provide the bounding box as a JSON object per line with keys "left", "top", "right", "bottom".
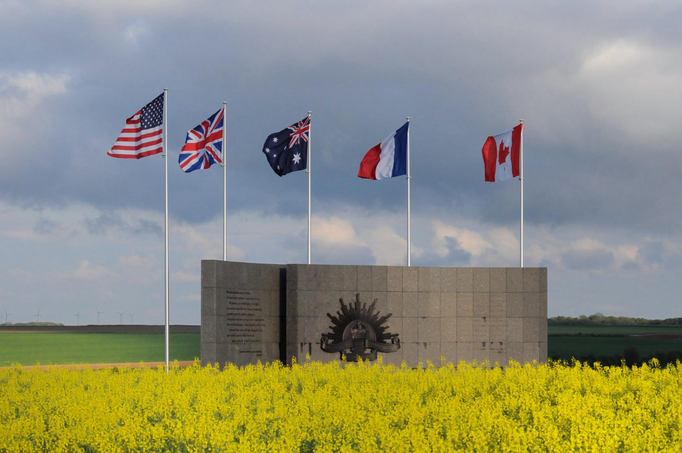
{"left": 3, "top": 310, "right": 11, "bottom": 324}
{"left": 128, "top": 312, "right": 136, "bottom": 324}
{"left": 96, "top": 308, "right": 105, "bottom": 325}
{"left": 74, "top": 310, "right": 81, "bottom": 326}
{"left": 34, "top": 309, "right": 42, "bottom": 323}
{"left": 117, "top": 311, "right": 125, "bottom": 325}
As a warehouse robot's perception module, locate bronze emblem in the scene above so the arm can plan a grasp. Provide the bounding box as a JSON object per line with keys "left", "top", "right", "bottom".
{"left": 320, "top": 294, "right": 400, "bottom": 361}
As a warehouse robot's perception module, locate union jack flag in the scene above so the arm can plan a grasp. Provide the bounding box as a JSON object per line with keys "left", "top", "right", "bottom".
{"left": 287, "top": 116, "right": 310, "bottom": 148}
{"left": 179, "top": 107, "right": 224, "bottom": 173}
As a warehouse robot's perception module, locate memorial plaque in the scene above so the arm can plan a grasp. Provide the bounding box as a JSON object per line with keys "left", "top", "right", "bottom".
{"left": 202, "top": 260, "right": 548, "bottom": 368}
{"left": 225, "top": 290, "right": 265, "bottom": 342}
{"left": 201, "top": 261, "right": 283, "bottom": 367}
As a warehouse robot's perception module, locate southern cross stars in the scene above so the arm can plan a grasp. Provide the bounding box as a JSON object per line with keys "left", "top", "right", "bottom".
{"left": 265, "top": 148, "right": 270, "bottom": 153}
{"left": 273, "top": 137, "right": 278, "bottom": 143}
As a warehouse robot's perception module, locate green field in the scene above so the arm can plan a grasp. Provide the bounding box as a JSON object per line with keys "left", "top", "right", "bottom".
{"left": 0, "top": 333, "right": 200, "bottom": 367}
{"left": 548, "top": 335, "right": 682, "bottom": 359}
{"left": 2, "top": 326, "right": 682, "bottom": 367}
{"left": 548, "top": 325, "right": 682, "bottom": 336}
{"left": 548, "top": 324, "right": 682, "bottom": 361}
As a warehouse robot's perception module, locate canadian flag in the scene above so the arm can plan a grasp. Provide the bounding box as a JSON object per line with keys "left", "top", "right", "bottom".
{"left": 481, "top": 123, "right": 523, "bottom": 182}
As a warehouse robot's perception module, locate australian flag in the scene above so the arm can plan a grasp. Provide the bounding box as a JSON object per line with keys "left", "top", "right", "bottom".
{"left": 262, "top": 116, "right": 309, "bottom": 176}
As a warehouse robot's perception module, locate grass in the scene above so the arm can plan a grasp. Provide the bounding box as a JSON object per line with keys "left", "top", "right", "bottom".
{"left": 548, "top": 324, "right": 682, "bottom": 361}
{"left": 548, "top": 335, "right": 682, "bottom": 360}
{"left": 548, "top": 325, "right": 682, "bottom": 336}
{"left": 0, "top": 333, "right": 200, "bottom": 367}
{"left": 3, "top": 326, "right": 682, "bottom": 367}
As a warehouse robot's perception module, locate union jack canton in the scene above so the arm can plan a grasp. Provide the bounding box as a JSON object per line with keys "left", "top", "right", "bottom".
{"left": 179, "top": 108, "right": 225, "bottom": 173}
{"left": 262, "top": 115, "right": 310, "bottom": 177}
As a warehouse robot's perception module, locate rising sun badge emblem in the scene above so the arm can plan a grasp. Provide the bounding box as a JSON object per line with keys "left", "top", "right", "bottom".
{"left": 320, "top": 294, "right": 400, "bottom": 361}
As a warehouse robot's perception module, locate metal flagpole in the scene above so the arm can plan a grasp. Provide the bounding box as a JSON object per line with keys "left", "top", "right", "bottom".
{"left": 163, "top": 88, "right": 169, "bottom": 373}
{"left": 406, "top": 117, "right": 411, "bottom": 267}
{"left": 222, "top": 102, "right": 227, "bottom": 261}
{"left": 306, "top": 111, "right": 312, "bottom": 265}
{"left": 520, "top": 119, "right": 524, "bottom": 268}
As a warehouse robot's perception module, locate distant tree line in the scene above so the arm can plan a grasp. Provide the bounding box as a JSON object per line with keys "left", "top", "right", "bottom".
{"left": 0, "top": 322, "right": 64, "bottom": 327}
{"left": 549, "top": 313, "right": 682, "bottom": 326}
{"left": 552, "top": 347, "right": 682, "bottom": 368}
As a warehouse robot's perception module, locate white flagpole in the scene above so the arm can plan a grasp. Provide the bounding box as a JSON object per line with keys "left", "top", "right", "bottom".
{"left": 406, "top": 117, "right": 411, "bottom": 267}
{"left": 520, "top": 119, "right": 524, "bottom": 268}
{"left": 163, "top": 88, "right": 169, "bottom": 373}
{"left": 222, "top": 102, "right": 227, "bottom": 261}
{"left": 306, "top": 111, "right": 312, "bottom": 265}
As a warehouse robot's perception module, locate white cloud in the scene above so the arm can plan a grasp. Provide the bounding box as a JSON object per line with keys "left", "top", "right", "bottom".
{"left": 310, "top": 210, "right": 423, "bottom": 266}
{"left": 3, "top": 0, "right": 682, "bottom": 323}
{"left": 0, "top": 229, "right": 42, "bottom": 241}
{"left": 432, "top": 221, "right": 492, "bottom": 257}
{"left": 312, "top": 216, "right": 362, "bottom": 246}
{"left": 582, "top": 41, "right": 643, "bottom": 72}
{"left": 117, "top": 254, "right": 160, "bottom": 285}
{"left": 614, "top": 244, "right": 639, "bottom": 269}
{"left": 0, "top": 71, "right": 69, "bottom": 119}
{"left": 124, "top": 21, "right": 148, "bottom": 44}
{"left": 171, "top": 220, "right": 246, "bottom": 262}
{"left": 118, "top": 254, "right": 156, "bottom": 268}
{"left": 56, "top": 260, "right": 117, "bottom": 282}
{"left": 362, "top": 225, "right": 409, "bottom": 266}
{"left": 171, "top": 270, "right": 199, "bottom": 283}
{"left": 577, "top": 40, "right": 682, "bottom": 142}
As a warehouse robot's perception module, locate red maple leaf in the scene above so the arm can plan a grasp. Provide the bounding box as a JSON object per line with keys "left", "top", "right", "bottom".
{"left": 498, "top": 140, "right": 510, "bottom": 164}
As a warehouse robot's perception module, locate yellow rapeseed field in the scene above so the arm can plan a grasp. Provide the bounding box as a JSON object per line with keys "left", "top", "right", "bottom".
{"left": 1, "top": 358, "right": 681, "bottom": 452}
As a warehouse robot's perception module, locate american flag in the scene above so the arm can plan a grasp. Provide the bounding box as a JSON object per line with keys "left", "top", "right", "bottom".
{"left": 178, "top": 107, "right": 224, "bottom": 172}
{"left": 108, "top": 93, "right": 164, "bottom": 159}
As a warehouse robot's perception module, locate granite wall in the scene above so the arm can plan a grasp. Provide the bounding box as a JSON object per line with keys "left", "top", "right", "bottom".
{"left": 202, "top": 260, "right": 548, "bottom": 367}
{"left": 201, "top": 261, "right": 284, "bottom": 366}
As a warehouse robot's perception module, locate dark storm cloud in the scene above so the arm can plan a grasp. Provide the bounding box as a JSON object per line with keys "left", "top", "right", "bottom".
{"left": 83, "top": 213, "right": 161, "bottom": 237}
{"left": 83, "top": 213, "right": 125, "bottom": 235}
{"left": 0, "top": 0, "right": 680, "bottom": 238}
{"left": 33, "top": 218, "right": 60, "bottom": 235}
{"left": 130, "top": 218, "right": 163, "bottom": 237}
{"left": 638, "top": 240, "right": 682, "bottom": 269}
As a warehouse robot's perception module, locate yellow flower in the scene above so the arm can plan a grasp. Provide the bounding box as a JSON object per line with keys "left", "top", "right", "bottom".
{"left": 1, "top": 359, "right": 682, "bottom": 451}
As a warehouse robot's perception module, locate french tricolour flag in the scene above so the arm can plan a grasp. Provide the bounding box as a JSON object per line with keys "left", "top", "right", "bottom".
{"left": 358, "top": 122, "right": 409, "bottom": 180}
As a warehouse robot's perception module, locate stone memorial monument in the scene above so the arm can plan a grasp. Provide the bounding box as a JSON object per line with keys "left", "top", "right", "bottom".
{"left": 201, "top": 260, "right": 547, "bottom": 367}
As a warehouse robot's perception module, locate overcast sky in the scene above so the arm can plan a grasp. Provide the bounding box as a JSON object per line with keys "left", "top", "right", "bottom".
{"left": 1, "top": 0, "right": 681, "bottom": 325}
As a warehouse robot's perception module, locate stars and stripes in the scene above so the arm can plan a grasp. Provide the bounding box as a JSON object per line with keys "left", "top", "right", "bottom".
{"left": 178, "top": 108, "right": 224, "bottom": 173}
{"left": 108, "top": 93, "right": 164, "bottom": 159}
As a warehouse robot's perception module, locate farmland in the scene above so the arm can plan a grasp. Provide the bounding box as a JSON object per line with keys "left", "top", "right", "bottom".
{"left": 0, "top": 331, "right": 200, "bottom": 367}
{"left": 2, "top": 360, "right": 682, "bottom": 452}
{"left": 548, "top": 324, "right": 682, "bottom": 364}
{"left": 548, "top": 324, "right": 682, "bottom": 336}
{"left": 1, "top": 324, "right": 682, "bottom": 367}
